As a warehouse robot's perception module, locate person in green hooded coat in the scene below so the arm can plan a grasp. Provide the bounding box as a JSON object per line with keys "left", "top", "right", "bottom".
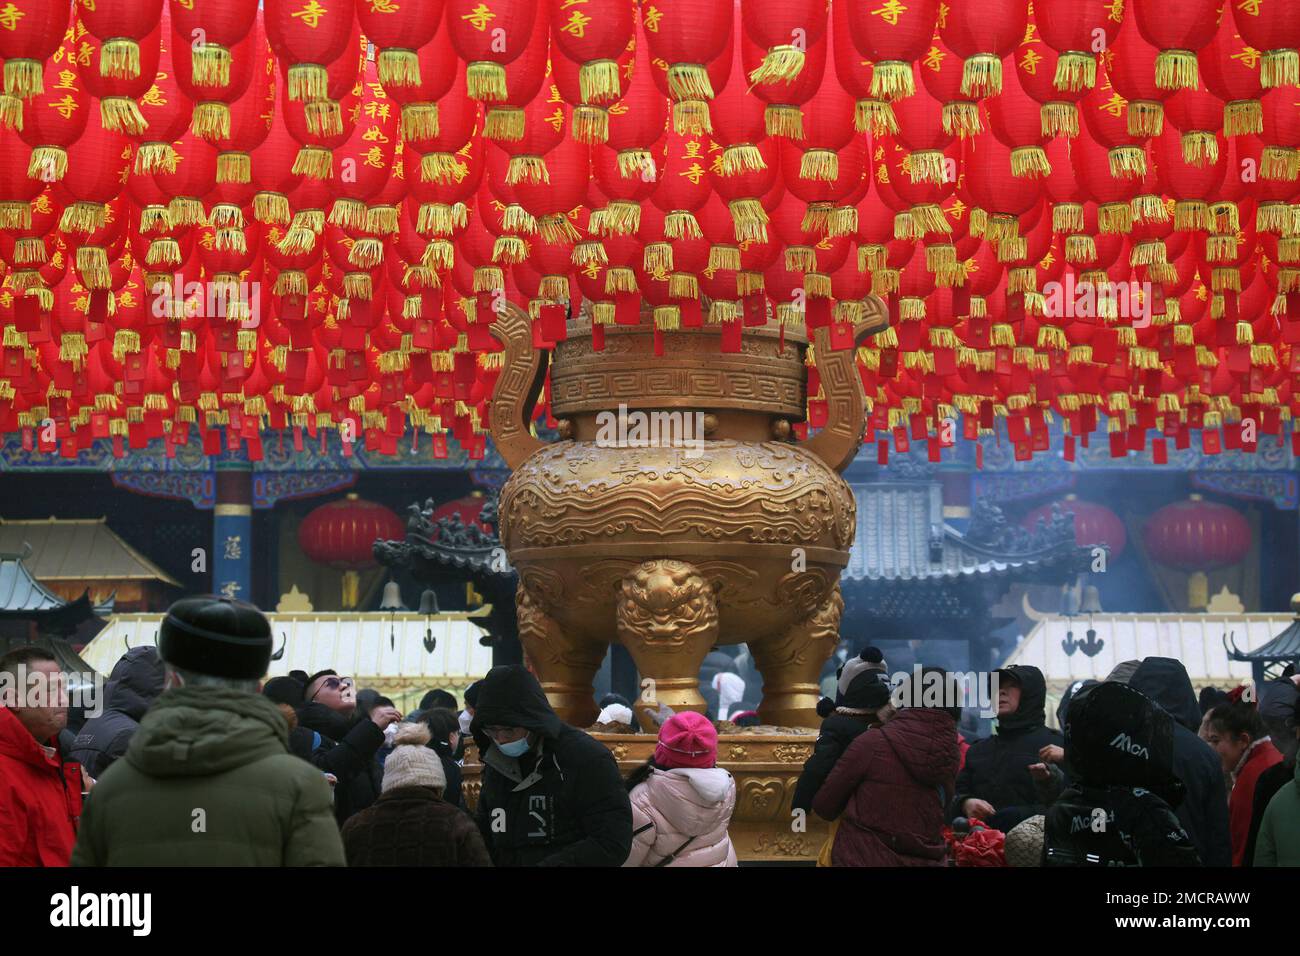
{"left": 72, "top": 596, "right": 344, "bottom": 867}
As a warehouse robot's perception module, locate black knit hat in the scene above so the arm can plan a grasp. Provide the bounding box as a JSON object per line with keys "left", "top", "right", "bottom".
{"left": 841, "top": 670, "right": 894, "bottom": 711}
{"left": 263, "top": 676, "right": 305, "bottom": 707}
{"left": 157, "top": 596, "right": 273, "bottom": 680}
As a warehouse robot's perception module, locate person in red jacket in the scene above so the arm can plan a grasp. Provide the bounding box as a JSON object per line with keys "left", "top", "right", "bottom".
{"left": 0, "top": 646, "right": 85, "bottom": 866}
{"left": 1204, "top": 691, "right": 1283, "bottom": 866}
{"left": 813, "top": 667, "right": 962, "bottom": 867}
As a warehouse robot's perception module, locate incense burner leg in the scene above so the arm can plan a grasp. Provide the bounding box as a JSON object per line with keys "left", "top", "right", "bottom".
{"left": 516, "top": 581, "right": 604, "bottom": 727}
{"left": 616, "top": 559, "right": 719, "bottom": 716}
{"left": 751, "top": 580, "right": 844, "bottom": 727}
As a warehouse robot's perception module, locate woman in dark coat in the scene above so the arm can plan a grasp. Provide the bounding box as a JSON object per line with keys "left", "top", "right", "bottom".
{"left": 813, "top": 668, "right": 961, "bottom": 867}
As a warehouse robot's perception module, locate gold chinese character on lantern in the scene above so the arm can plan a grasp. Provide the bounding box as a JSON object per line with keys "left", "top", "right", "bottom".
{"left": 561, "top": 10, "right": 591, "bottom": 37}
{"left": 361, "top": 125, "right": 390, "bottom": 143}
{"left": 544, "top": 107, "right": 564, "bottom": 131}
{"left": 363, "top": 146, "right": 386, "bottom": 168}
{"left": 291, "top": 0, "right": 329, "bottom": 29}
{"left": 141, "top": 84, "right": 166, "bottom": 107}
{"left": 1020, "top": 48, "right": 1042, "bottom": 75}
{"left": 644, "top": 5, "right": 663, "bottom": 31}
{"left": 76, "top": 42, "right": 94, "bottom": 66}
{"left": 1231, "top": 44, "right": 1261, "bottom": 70}
{"left": 937, "top": 2, "right": 949, "bottom": 28}
{"left": 460, "top": 2, "right": 495, "bottom": 30}
{"left": 1237, "top": 0, "right": 1261, "bottom": 14}
{"left": 1097, "top": 92, "right": 1126, "bottom": 117}
{"left": 679, "top": 161, "right": 705, "bottom": 184}
{"left": 54, "top": 70, "right": 78, "bottom": 91}
{"left": 52, "top": 94, "right": 79, "bottom": 119}
{"left": 1105, "top": 0, "right": 1123, "bottom": 21}
{"left": 0, "top": 4, "right": 26, "bottom": 31}
{"left": 871, "top": 1, "right": 908, "bottom": 27}
{"left": 923, "top": 45, "right": 945, "bottom": 71}
{"left": 369, "top": 0, "right": 399, "bottom": 12}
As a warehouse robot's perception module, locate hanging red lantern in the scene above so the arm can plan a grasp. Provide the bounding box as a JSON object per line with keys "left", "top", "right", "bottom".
{"left": 830, "top": 0, "right": 893, "bottom": 137}
{"left": 1131, "top": 0, "right": 1221, "bottom": 91}
{"left": 357, "top": 0, "right": 445, "bottom": 89}
{"left": 79, "top": 0, "right": 163, "bottom": 81}
{"left": 846, "top": 0, "right": 939, "bottom": 100}
{"left": 77, "top": 17, "right": 162, "bottom": 136}
{"left": 604, "top": 25, "right": 667, "bottom": 179}
{"left": 0, "top": 0, "right": 73, "bottom": 107}
{"left": 986, "top": 57, "right": 1053, "bottom": 178}
{"left": 1107, "top": 22, "right": 1175, "bottom": 139}
{"left": 551, "top": 0, "right": 635, "bottom": 106}
{"left": 445, "top": 0, "right": 540, "bottom": 102}
{"left": 264, "top": 0, "right": 357, "bottom": 104}
{"left": 1201, "top": 13, "right": 1266, "bottom": 140}
{"left": 918, "top": 34, "right": 984, "bottom": 141}
{"left": 57, "top": 110, "right": 133, "bottom": 235}
{"left": 939, "top": 0, "right": 1028, "bottom": 98}
{"left": 552, "top": 32, "right": 632, "bottom": 145}
{"left": 1034, "top": 0, "right": 1123, "bottom": 93}
{"left": 742, "top": 24, "right": 825, "bottom": 141}
{"left": 169, "top": 0, "right": 260, "bottom": 91}
{"left": 18, "top": 31, "right": 89, "bottom": 184}
{"left": 1164, "top": 85, "right": 1226, "bottom": 168}
{"left": 1233, "top": 0, "right": 1300, "bottom": 90}
{"left": 480, "top": 0, "right": 551, "bottom": 146}
{"left": 741, "top": 0, "right": 827, "bottom": 86}
{"left": 640, "top": 0, "right": 732, "bottom": 123}
{"left": 965, "top": 131, "right": 1042, "bottom": 248}
{"left": 298, "top": 493, "right": 405, "bottom": 608}
{"left": 1143, "top": 495, "right": 1250, "bottom": 607}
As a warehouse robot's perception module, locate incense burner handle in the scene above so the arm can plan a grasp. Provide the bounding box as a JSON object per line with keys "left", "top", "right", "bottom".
{"left": 488, "top": 303, "right": 550, "bottom": 470}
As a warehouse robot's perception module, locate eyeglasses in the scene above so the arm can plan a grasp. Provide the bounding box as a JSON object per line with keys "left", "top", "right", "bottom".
{"left": 309, "top": 676, "right": 354, "bottom": 703}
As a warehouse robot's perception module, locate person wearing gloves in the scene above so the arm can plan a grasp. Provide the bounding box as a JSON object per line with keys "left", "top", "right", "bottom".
{"left": 341, "top": 722, "right": 491, "bottom": 867}
{"left": 71, "top": 596, "right": 344, "bottom": 866}
{"left": 623, "top": 712, "right": 738, "bottom": 867}
{"left": 471, "top": 665, "right": 632, "bottom": 866}
{"left": 1043, "top": 681, "right": 1200, "bottom": 867}
{"left": 951, "top": 665, "right": 1062, "bottom": 833}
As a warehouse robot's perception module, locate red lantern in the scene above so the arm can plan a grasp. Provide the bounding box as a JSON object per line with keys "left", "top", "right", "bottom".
{"left": 1143, "top": 495, "right": 1251, "bottom": 607}
{"left": 846, "top": 0, "right": 939, "bottom": 100}
{"left": 0, "top": 0, "right": 74, "bottom": 105}
{"left": 265, "top": 0, "right": 357, "bottom": 104}
{"left": 640, "top": 0, "right": 732, "bottom": 114}
{"left": 1131, "top": 0, "right": 1221, "bottom": 91}
{"left": 298, "top": 493, "right": 405, "bottom": 607}
{"left": 1107, "top": 22, "right": 1174, "bottom": 140}
{"left": 741, "top": 0, "right": 827, "bottom": 86}
{"left": 18, "top": 31, "right": 89, "bottom": 184}
{"left": 1034, "top": 0, "right": 1123, "bottom": 93}
{"left": 1023, "top": 497, "right": 1126, "bottom": 557}
{"left": 77, "top": 17, "right": 162, "bottom": 136}
{"left": 357, "top": 0, "right": 445, "bottom": 89}
{"left": 169, "top": 0, "right": 260, "bottom": 91}
{"left": 445, "top": 0, "right": 540, "bottom": 102}
{"left": 939, "top": 0, "right": 1028, "bottom": 98}
{"left": 134, "top": 14, "right": 193, "bottom": 174}
{"left": 1232, "top": 0, "right": 1300, "bottom": 90}
{"left": 551, "top": 0, "right": 635, "bottom": 106}
{"left": 79, "top": 0, "right": 163, "bottom": 81}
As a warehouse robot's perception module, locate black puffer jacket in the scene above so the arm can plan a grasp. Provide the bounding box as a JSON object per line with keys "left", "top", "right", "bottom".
{"left": 68, "top": 647, "right": 164, "bottom": 779}
{"left": 1126, "top": 658, "right": 1231, "bottom": 867}
{"left": 950, "top": 665, "right": 1063, "bottom": 830}
{"left": 792, "top": 713, "right": 879, "bottom": 815}
{"left": 471, "top": 665, "right": 632, "bottom": 866}
{"left": 1044, "top": 682, "right": 1200, "bottom": 867}
{"left": 296, "top": 702, "right": 385, "bottom": 825}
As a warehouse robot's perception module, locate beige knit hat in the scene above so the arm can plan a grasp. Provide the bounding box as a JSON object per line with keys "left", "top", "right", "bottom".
{"left": 381, "top": 723, "right": 446, "bottom": 793}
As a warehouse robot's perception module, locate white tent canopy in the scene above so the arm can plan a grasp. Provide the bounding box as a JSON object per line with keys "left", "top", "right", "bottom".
{"left": 1001, "top": 613, "right": 1293, "bottom": 726}
{"left": 81, "top": 611, "right": 495, "bottom": 689}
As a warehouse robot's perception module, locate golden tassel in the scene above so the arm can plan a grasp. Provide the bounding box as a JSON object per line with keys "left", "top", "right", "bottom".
{"left": 1097, "top": 202, "right": 1132, "bottom": 234}
{"left": 216, "top": 151, "right": 251, "bottom": 184}
{"left": 802, "top": 202, "right": 832, "bottom": 235}
{"left": 856, "top": 98, "right": 898, "bottom": 136}
{"left": 473, "top": 266, "right": 504, "bottom": 293}
{"left": 484, "top": 106, "right": 525, "bottom": 142}
{"left": 572, "top": 240, "right": 606, "bottom": 266}
{"left": 328, "top": 197, "right": 367, "bottom": 230}
{"left": 1258, "top": 202, "right": 1291, "bottom": 235}
{"left": 492, "top": 236, "right": 528, "bottom": 263}
{"left": 1174, "top": 199, "right": 1211, "bottom": 232}
{"left": 617, "top": 148, "right": 654, "bottom": 179}
{"left": 749, "top": 45, "right": 806, "bottom": 85}
{"left": 169, "top": 195, "right": 207, "bottom": 226}
{"left": 422, "top": 239, "right": 455, "bottom": 270}
{"left": 377, "top": 49, "right": 420, "bottom": 87}
{"left": 1132, "top": 193, "right": 1170, "bottom": 223}
{"left": 292, "top": 146, "right": 334, "bottom": 179}
{"left": 998, "top": 236, "right": 1028, "bottom": 263}
{"left": 644, "top": 242, "right": 674, "bottom": 273}
{"left": 305, "top": 100, "right": 343, "bottom": 137}
{"left": 1008, "top": 266, "right": 1036, "bottom": 293}
{"left": 1212, "top": 267, "right": 1242, "bottom": 292}
{"left": 858, "top": 244, "right": 886, "bottom": 272}
{"left": 401, "top": 103, "right": 439, "bottom": 141}
{"left": 672, "top": 99, "right": 712, "bottom": 135}
{"left": 192, "top": 44, "right": 231, "bottom": 87}
{"left": 539, "top": 213, "right": 581, "bottom": 245}
{"left": 100, "top": 97, "right": 148, "bottom": 135}
{"left": 666, "top": 63, "right": 714, "bottom": 100}
{"left": 721, "top": 144, "right": 766, "bottom": 175}
{"left": 288, "top": 63, "right": 330, "bottom": 102}
{"left": 1126, "top": 100, "right": 1164, "bottom": 137}
{"left": 870, "top": 61, "right": 915, "bottom": 100}
{"left": 1041, "top": 101, "right": 1080, "bottom": 138}
{"left": 893, "top": 210, "right": 917, "bottom": 241}
{"left": 1038, "top": 324, "right": 1068, "bottom": 350}
{"left": 27, "top": 145, "right": 67, "bottom": 181}
{"left": 254, "top": 192, "right": 291, "bottom": 225}
{"left": 729, "top": 198, "right": 769, "bottom": 243}
{"left": 114, "top": 329, "right": 140, "bottom": 363}
{"left": 961, "top": 54, "right": 1003, "bottom": 97}
{"left": 899, "top": 296, "right": 926, "bottom": 320}
{"left": 991, "top": 323, "right": 1016, "bottom": 347}
{"left": 215, "top": 228, "right": 246, "bottom": 253}
{"left": 605, "top": 267, "right": 637, "bottom": 294}
{"left": 970, "top": 296, "right": 987, "bottom": 318}
{"left": 1206, "top": 234, "right": 1238, "bottom": 263}
{"left": 4, "top": 59, "right": 43, "bottom": 99}
{"left": 1262, "top": 49, "right": 1300, "bottom": 89}
{"left": 366, "top": 205, "right": 399, "bottom": 235}
{"left": 1262, "top": 146, "right": 1300, "bottom": 182}
{"left": 579, "top": 59, "right": 620, "bottom": 103}
{"left": 665, "top": 210, "right": 702, "bottom": 239}
{"left": 908, "top": 150, "right": 946, "bottom": 185}
{"left": 785, "top": 246, "right": 817, "bottom": 272}
{"left": 654, "top": 305, "right": 682, "bottom": 330}
{"left": 1130, "top": 239, "right": 1167, "bottom": 266}
{"left": 506, "top": 155, "right": 549, "bottom": 185}
{"left": 57, "top": 201, "right": 103, "bottom": 234}
{"left": 193, "top": 101, "right": 231, "bottom": 140}
{"left": 942, "top": 101, "right": 982, "bottom": 138}
{"left": 828, "top": 205, "right": 858, "bottom": 238}
{"left": 800, "top": 149, "right": 839, "bottom": 182}
{"left": 14, "top": 236, "right": 44, "bottom": 264}
{"left": 146, "top": 238, "right": 181, "bottom": 266}
{"left": 708, "top": 245, "right": 741, "bottom": 272}
{"left": 804, "top": 272, "right": 832, "bottom": 298}
{"left": 1211, "top": 201, "right": 1240, "bottom": 233}
{"left": 592, "top": 301, "right": 617, "bottom": 325}
{"left": 1224, "top": 99, "right": 1263, "bottom": 137}
{"left": 1107, "top": 146, "right": 1146, "bottom": 179}
{"left": 349, "top": 238, "right": 384, "bottom": 269}
{"left": 1182, "top": 130, "right": 1218, "bottom": 167}
{"left": 1155, "top": 49, "right": 1198, "bottom": 91}
{"left": 0, "top": 94, "right": 22, "bottom": 131}
{"left": 540, "top": 275, "right": 569, "bottom": 299}
{"left": 573, "top": 105, "right": 609, "bottom": 144}
{"left": 669, "top": 273, "right": 699, "bottom": 298}
{"left": 1053, "top": 52, "right": 1096, "bottom": 93}
{"left": 911, "top": 204, "right": 950, "bottom": 236}
{"left": 1053, "top": 202, "right": 1084, "bottom": 234}
{"left": 764, "top": 104, "right": 804, "bottom": 139}
{"left": 273, "top": 271, "right": 308, "bottom": 298}
{"left": 709, "top": 299, "right": 740, "bottom": 324}
{"left": 600, "top": 200, "right": 641, "bottom": 235}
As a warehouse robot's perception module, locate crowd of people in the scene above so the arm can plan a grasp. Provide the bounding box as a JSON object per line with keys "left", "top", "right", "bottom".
{"left": 1, "top": 594, "right": 1298, "bottom": 867}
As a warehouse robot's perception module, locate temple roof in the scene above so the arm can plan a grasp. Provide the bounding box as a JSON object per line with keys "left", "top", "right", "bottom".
{"left": 843, "top": 481, "right": 1091, "bottom": 585}
{"left": 1226, "top": 610, "right": 1300, "bottom": 663}
{"left": 0, "top": 517, "right": 181, "bottom": 586}
{"left": 0, "top": 549, "right": 113, "bottom": 632}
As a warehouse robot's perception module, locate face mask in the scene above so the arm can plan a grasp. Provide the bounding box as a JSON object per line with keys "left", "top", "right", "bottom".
{"left": 383, "top": 723, "right": 399, "bottom": 747}
{"left": 458, "top": 709, "right": 472, "bottom": 735}
{"left": 496, "top": 736, "right": 531, "bottom": 757}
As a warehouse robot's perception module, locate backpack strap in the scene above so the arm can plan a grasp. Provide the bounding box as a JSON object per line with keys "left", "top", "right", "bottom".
{"left": 654, "top": 835, "right": 697, "bottom": 867}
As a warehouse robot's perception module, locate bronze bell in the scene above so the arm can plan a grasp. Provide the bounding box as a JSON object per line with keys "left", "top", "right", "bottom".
{"left": 419, "top": 589, "right": 439, "bottom": 653}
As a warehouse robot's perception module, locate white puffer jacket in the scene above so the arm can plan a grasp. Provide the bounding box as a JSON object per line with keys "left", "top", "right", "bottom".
{"left": 624, "top": 767, "right": 738, "bottom": 867}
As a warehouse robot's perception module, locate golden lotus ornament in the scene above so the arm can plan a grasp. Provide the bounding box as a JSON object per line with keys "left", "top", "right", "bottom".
{"left": 489, "top": 299, "right": 890, "bottom": 728}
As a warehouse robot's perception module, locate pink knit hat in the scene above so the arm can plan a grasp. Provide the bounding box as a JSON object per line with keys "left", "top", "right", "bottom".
{"left": 654, "top": 712, "right": 717, "bottom": 769}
